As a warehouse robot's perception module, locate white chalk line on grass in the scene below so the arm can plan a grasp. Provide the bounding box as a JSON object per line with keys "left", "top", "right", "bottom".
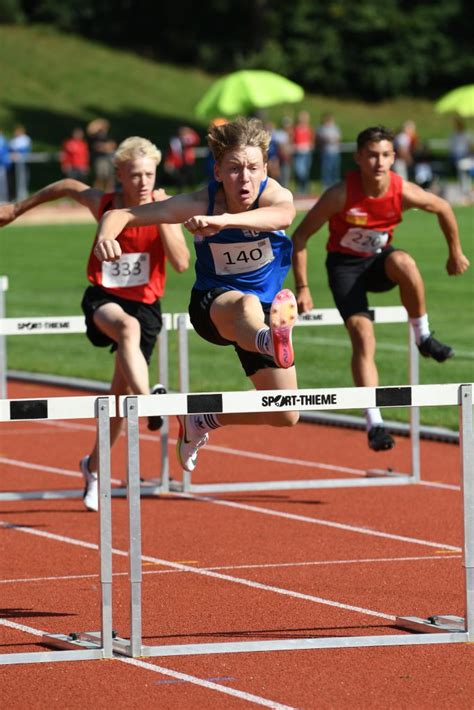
{"left": 0, "top": 618, "right": 294, "bottom": 709}
{"left": 296, "top": 333, "right": 474, "bottom": 359}
{"left": 0, "top": 554, "right": 461, "bottom": 586}
{"left": 0, "top": 520, "right": 396, "bottom": 621}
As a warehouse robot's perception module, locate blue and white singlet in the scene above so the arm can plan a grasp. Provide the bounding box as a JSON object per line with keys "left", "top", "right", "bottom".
{"left": 193, "top": 179, "right": 292, "bottom": 303}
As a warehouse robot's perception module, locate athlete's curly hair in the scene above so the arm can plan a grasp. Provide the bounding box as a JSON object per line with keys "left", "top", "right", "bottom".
{"left": 113, "top": 136, "right": 162, "bottom": 166}
{"left": 207, "top": 117, "right": 270, "bottom": 164}
{"left": 356, "top": 126, "right": 394, "bottom": 150}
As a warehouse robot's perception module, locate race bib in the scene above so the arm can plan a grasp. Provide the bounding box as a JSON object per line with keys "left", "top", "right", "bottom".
{"left": 209, "top": 239, "right": 274, "bottom": 275}
{"left": 340, "top": 228, "right": 389, "bottom": 254}
{"left": 102, "top": 252, "right": 150, "bottom": 288}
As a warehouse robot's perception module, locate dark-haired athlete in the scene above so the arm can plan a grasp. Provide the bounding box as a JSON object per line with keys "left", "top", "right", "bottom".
{"left": 292, "top": 125, "right": 469, "bottom": 451}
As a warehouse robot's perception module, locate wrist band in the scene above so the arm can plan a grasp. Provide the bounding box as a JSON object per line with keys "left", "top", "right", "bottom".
{"left": 296, "top": 284, "right": 308, "bottom": 290}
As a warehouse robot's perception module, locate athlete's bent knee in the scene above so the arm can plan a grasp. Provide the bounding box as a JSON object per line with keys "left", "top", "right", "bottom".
{"left": 270, "top": 410, "right": 300, "bottom": 427}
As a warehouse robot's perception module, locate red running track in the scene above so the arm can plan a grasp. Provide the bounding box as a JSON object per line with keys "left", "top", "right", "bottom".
{"left": 1, "top": 380, "right": 473, "bottom": 709}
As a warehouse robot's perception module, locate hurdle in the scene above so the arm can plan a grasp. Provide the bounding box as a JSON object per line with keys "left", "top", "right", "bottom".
{"left": 0, "top": 394, "right": 115, "bottom": 665}
{"left": 170, "top": 307, "right": 422, "bottom": 493}
{"left": 0, "top": 308, "right": 174, "bottom": 502}
{"left": 110, "top": 382, "right": 473, "bottom": 658}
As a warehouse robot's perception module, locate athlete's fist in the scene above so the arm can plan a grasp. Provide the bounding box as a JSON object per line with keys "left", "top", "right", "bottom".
{"left": 0, "top": 203, "right": 17, "bottom": 227}
{"left": 94, "top": 239, "right": 122, "bottom": 262}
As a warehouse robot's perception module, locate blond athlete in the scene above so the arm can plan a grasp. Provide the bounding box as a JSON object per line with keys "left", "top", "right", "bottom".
{"left": 0, "top": 136, "right": 190, "bottom": 509}
{"left": 94, "top": 118, "right": 299, "bottom": 474}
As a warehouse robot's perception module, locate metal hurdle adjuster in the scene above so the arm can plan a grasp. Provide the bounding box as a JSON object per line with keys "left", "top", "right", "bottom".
{"left": 0, "top": 395, "right": 115, "bottom": 665}
{"left": 110, "top": 383, "right": 473, "bottom": 658}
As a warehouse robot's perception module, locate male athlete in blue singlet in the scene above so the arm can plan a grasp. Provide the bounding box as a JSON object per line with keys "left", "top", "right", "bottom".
{"left": 95, "top": 117, "right": 299, "bottom": 472}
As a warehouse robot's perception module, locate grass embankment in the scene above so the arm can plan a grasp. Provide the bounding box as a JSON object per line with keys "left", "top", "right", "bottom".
{"left": 2, "top": 208, "right": 473, "bottom": 429}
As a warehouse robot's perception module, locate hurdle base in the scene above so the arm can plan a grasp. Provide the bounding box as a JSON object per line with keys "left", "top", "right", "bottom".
{"left": 42, "top": 631, "right": 105, "bottom": 651}
{"left": 111, "top": 635, "right": 140, "bottom": 657}
{"left": 395, "top": 615, "right": 466, "bottom": 634}
{"left": 366, "top": 468, "right": 413, "bottom": 479}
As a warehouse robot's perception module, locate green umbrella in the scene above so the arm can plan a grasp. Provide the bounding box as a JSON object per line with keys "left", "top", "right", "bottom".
{"left": 435, "top": 84, "right": 474, "bottom": 117}
{"left": 195, "top": 70, "right": 304, "bottom": 120}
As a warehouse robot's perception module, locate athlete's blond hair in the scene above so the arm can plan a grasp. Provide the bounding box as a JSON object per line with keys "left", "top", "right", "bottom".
{"left": 113, "top": 136, "right": 162, "bottom": 167}
{"left": 207, "top": 117, "right": 270, "bottom": 164}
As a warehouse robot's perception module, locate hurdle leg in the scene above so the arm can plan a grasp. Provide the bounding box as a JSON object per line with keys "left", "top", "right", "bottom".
{"left": 113, "top": 396, "right": 144, "bottom": 657}
{"left": 178, "top": 314, "right": 191, "bottom": 493}
{"left": 41, "top": 396, "right": 114, "bottom": 659}
{"left": 408, "top": 325, "right": 421, "bottom": 483}
{"left": 157, "top": 326, "right": 170, "bottom": 491}
{"left": 395, "top": 384, "right": 472, "bottom": 636}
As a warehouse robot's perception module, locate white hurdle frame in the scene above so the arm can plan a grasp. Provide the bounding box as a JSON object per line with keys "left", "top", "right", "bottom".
{"left": 0, "top": 394, "right": 115, "bottom": 665}
{"left": 0, "top": 306, "right": 174, "bottom": 502}
{"left": 171, "top": 307, "right": 421, "bottom": 493}
{"left": 111, "top": 383, "right": 473, "bottom": 657}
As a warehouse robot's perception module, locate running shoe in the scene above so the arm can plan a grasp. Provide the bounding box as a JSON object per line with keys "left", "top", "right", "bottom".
{"left": 176, "top": 415, "right": 209, "bottom": 472}
{"left": 368, "top": 426, "right": 395, "bottom": 452}
{"left": 80, "top": 455, "right": 99, "bottom": 512}
{"left": 417, "top": 333, "right": 454, "bottom": 363}
{"left": 270, "top": 289, "right": 297, "bottom": 368}
{"left": 147, "top": 383, "right": 166, "bottom": 431}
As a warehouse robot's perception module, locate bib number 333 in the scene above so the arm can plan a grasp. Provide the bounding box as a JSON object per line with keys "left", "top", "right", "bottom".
{"left": 102, "top": 252, "right": 150, "bottom": 288}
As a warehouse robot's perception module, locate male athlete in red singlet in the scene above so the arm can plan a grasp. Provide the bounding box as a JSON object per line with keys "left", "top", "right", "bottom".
{"left": 0, "top": 136, "right": 190, "bottom": 509}
{"left": 292, "top": 126, "right": 469, "bottom": 452}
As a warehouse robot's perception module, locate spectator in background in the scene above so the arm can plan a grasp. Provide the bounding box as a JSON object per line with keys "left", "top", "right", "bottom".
{"left": 272, "top": 116, "right": 293, "bottom": 188}
{"left": 393, "top": 120, "right": 418, "bottom": 180}
{"left": 60, "top": 127, "right": 90, "bottom": 181}
{"left": 292, "top": 110, "right": 314, "bottom": 195}
{"left": 8, "top": 124, "right": 32, "bottom": 200}
{"left": 449, "top": 117, "right": 473, "bottom": 199}
{"left": 0, "top": 131, "right": 10, "bottom": 203}
{"left": 265, "top": 121, "right": 280, "bottom": 180}
{"left": 164, "top": 125, "right": 200, "bottom": 188}
{"left": 87, "top": 118, "right": 117, "bottom": 191}
{"left": 316, "top": 113, "right": 342, "bottom": 190}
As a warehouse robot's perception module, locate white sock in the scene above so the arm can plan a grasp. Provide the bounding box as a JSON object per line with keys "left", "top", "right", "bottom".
{"left": 255, "top": 327, "right": 274, "bottom": 356}
{"left": 365, "top": 408, "right": 384, "bottom": 432}
{"left": 409, "top": 314, "right": 430, "bottom": 345}
{"left": 188, "top": 413, "right": 221, "bottom": 437}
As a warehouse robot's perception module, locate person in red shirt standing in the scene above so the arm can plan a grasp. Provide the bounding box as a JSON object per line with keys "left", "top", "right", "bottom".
{"left": 60, "top": 127, "right": 90, "bottom": 181}
{"left": 292, "top": 110, "right": 315, "bottom": 195}
{"left": 0, "top": 136, "right": 190, "bottom": 509}
{"left": 292, "top": 125, "right": 469, "bottom": 451}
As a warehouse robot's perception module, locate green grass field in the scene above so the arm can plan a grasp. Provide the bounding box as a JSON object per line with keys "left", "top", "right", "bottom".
{"left": 2, "top": 207, "right": 473, "bottom": 429}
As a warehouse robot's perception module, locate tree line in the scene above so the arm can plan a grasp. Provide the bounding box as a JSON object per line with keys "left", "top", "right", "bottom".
{"left": 2, "top": 0, "right": 473, "bottom": 100}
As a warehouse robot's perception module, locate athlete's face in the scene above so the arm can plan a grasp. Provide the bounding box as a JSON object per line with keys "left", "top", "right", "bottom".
{"left": 116, "top": 157, "right": 157, "bottom": 205}
{"left": 214, "top": 146, "right": 267, "bottom": 211}
{"left": 355, "top": 140, "right": 395, "bottom": 181}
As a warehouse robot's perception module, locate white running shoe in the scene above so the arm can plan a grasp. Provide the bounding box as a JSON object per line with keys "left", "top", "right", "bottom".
{"left": 176, "top": 415, "right": 209, "bottom": 472}
{"left": 270, "top": 289, "right": 297, "bottom": 368}
{"left": 80, "top": 455, "right": 99, "bottom": 512}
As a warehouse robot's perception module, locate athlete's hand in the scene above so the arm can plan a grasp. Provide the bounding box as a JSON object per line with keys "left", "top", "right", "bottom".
{"left": 296, "top": 286, "right": 314, "bottom": 314}
{"left": 184, "top": 215, "right": 225, "bottom": 239}
{"left": 0, "top": 203, "right": 17, "bottom": 227}
{"left": 446, "top": 252, "right": 470, "bottom": 275}
{"left": 94, "top": 238, "right": 122, "bottom": 262}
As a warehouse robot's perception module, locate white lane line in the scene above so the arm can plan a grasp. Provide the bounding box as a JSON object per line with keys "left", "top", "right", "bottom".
{"left": 186, "top": 494, "right": 462, "bottom": 552}
{"left": 0, "top": 618, "right": 294, "bottom": 709}
{"left": 0, "top": 456, "right": 123, "bottom": 485}
{"left": 0, "top": 520, "right": 396, "bottom": 621}
{"left": 120, "top": 656, "right": 296, "bottom": 709}
{"left": 0, "top": 554, "right": 461, "bottom": 585}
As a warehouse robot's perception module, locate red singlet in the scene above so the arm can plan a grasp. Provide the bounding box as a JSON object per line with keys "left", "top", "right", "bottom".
{"left": 86, "top": 193, "right": 166, "bottom": 303}
{"left": 327, "top": 170, "right": 403, "bottom": 257}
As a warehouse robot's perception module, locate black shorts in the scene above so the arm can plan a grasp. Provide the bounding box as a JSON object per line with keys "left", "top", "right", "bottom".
{"left": 189, "top": 287, "right": 277, "bottom": 377}
{"left": 326, "top": 247, "right": 398, "bottom": 322}
{"left": 81, "top": 285, "right": 162, "bottom": 364}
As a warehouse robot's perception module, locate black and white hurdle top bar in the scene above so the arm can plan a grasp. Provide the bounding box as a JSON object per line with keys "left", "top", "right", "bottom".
{"left": 0, "top": 395, "right": 116, "bottom": 421}
{"left": 119, "top": 383, "right": 470, "bottom": 418}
